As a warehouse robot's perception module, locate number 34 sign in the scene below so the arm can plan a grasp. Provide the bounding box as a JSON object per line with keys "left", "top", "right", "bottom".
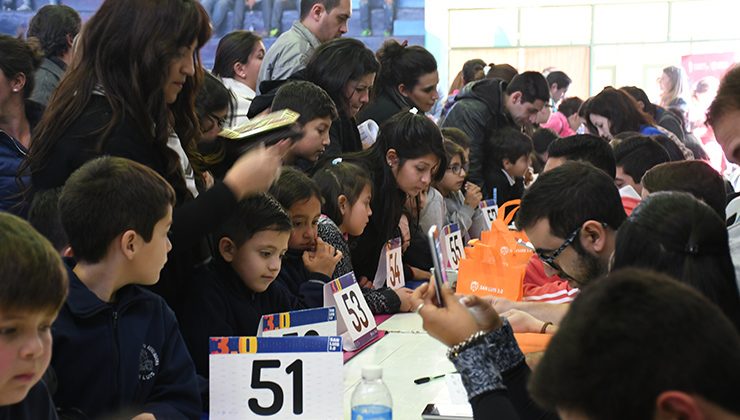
{"left": 209, "top": 336, "right": 343, "bottom": 419}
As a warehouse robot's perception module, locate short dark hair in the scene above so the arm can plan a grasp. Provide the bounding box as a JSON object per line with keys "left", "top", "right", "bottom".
{"left": 707, "top": 64, "right": 740, "bottom": 127}
{"left": 613, "top": 135, "right": 670, "bottom": 184}
{"left": 216, "top": 193, "right": 292, "bottom": 248}
{"left": 375, "top": 40, "right": 437, "bottom": 100}
{"left": 26, "top": 5, "right": 81, "bottom": 58}
{"left": 196, "top": 72, "right": 235, "bottom": 126}
{"left": 532, "top": 128, "right": 559, "bottom": 155}
{"left": 620, "top": 85, "right": 657, "bottom": 118}
{"left": 642, "top": 160, "right": 726, "bottom": 219}
{"left": 529, "top": 268, "right": 740, "bottom": 419}
{"left": 650, "top": 134, "right": 685, "bottom": 161}
{"left": 305, "top": 37, "right": 379, "bottom": 115}
{"left": 300, "top": 0, "right": 340, "bottom": 20}
{"left": 547, "top": 134, "right": 617, "bottom": 179}
{"left": 0, "top": 35, "right": 43, "bottom": 99}
{"left": 506, "top": 71, "right": 549, "bottom": 104}
{"left": 272, "top": 80, "right": 338, "bottom": 126}
{"left": 557, "top": 97, "right": 583, "bottom": 118}
{"left": 441, "top": 139, "right": 466, "bottom": 165}
{"left": 517, "top": 161, "right": 626, "bottom": 238}
{"left": 585, "top": 87, "right": 655, "bottom": 136}
{"left": 612, "top": 192, "right": 740, "bottom": 330}
{"left": 485, "top": 127, "right": 532, "bottom": 167}
{"left": 486, "top": 63, "right": 518, "bottom": 83}
{"left": 312, "top": 161, "right": 372, "bottom": 226}
{"left": 462, "top": 59, "right": 486, "bottom": 85}
{"left": 212, "top": 30, "right": 262, "bottom": 78}
{"left": 0, "top": 212, "right": 68, "bottom": 314}
{"left": 546, "top": 71, "right": 571, "bottom": 90}
{"left": 441, "top": 127, "right": 470, "bottom": 150}
{"left": 269, "top": 166, "right": 322, "bottom": 211}
{"left": 27, "top": 187, "right": 68, "bottom": 253}
{"left": 59, "top": 157, "right": 176, "bottom": 263}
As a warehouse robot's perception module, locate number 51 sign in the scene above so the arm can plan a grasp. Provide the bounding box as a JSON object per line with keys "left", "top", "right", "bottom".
{"left": 209, "top": 336, "right": 343, "bottom": 419}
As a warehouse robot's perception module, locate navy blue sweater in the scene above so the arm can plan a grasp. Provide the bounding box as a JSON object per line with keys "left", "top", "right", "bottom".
{"left": 275, "top": 249, "right": 332, "bottom": 308}
{"left": 51, "top": 261, "right": 201, "bottom": 419}
{"left": 181, "top": 260, "right": 305, "bottom": 378}
{"left": 0, "top": 381, "right": 56, "bottom": 420}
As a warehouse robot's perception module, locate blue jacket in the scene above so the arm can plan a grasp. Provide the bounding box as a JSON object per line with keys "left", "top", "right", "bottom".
{"left": 0, "top": 100, "right": 43, "bottom": 216}
{"left": 51, "top": 260, "right": 201, "bottom": 419}
{"left": 0, "top": 381, "right": 57, "bottom": 420}
{"left": 275, "top": 249, "right": 332, "bottom": 308}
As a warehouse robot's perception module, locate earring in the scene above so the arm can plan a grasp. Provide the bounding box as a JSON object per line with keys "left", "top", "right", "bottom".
{"left": 12, "top": 88, "right": 18, "bottom": 92}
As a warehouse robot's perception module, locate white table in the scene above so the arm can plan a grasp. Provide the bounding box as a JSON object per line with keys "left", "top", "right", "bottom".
{"left": 342, "top": 314, "right": 466, "bottom": 419}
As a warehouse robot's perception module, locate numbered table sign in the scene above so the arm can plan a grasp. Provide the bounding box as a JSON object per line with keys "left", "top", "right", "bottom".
{"left": 323, "top": 272, "right": 379, "bottom": 351}
{"left": 443, "top": 223, "right": 466, "bottom": 270}
{"left": 258, "top": 307, "right": 337, "bottom": 338}
{"left": 479, "top": 199, "right": 498, "bottom": 231}
{"left": 209, "top": 336, "right": 343, "bottom": 420}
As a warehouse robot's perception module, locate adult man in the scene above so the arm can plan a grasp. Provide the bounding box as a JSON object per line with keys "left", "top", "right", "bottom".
{"left": 257, "top": 0, "right": 351, "bottom": 88}
{"left": 441, "top": 71, "right": 548, "bottom": 187}
{"left": 26, "top": 4, "right": 81, "bottom": 105}
{"left": 707, "top": 64, "right": 740, "bottom": 164}
{"left": 536, "top": 70, "right": 572, "bottom": 124}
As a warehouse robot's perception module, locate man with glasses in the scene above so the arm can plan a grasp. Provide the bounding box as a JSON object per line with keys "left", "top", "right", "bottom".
{"left": 492, "top": 161, "right": 626, "bottom": 325}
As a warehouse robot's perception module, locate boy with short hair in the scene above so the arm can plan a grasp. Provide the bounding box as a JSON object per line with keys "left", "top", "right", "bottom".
{"left": 269, "top": 167, "right": 343, "bottom": 307}
{"left": 53, "top": 157, "right": 201, "bottom": 419}
{"left": 481, "top": 126, "right": 533, "bottom": 205}
{"left": 272, "top": 80, "right": 338, "bottom": 171}
{"left": 612, "top": 135, "right": 670, "bottom": 195}
{"left": 0, "top": 213, "right": 67, "bottom": 420}
{"left": 181, "top": 193, "right": 304, "bottom": 378}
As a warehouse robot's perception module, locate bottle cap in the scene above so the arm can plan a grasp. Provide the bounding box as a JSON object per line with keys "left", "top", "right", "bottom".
{"left": 361, "top": 365, "right": 383, "bottom": 380}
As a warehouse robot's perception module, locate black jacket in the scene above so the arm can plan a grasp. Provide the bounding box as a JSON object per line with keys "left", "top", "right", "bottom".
{"left": 275, "top": 248, "right": 332, "bottom": 308}
{"left": 356, "top": 91, "right": 408, "bottom": 127}
{"left": 441, "top": 79, "right": 517, "bottom": 186}
{"left": 483, "top": 167, "right": 525, "bottom": 204}
{"left": 0, "top": 381, "right": 57, "bottom": 420}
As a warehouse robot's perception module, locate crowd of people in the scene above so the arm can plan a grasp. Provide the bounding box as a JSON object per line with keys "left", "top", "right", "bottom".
{"left": 1, "top": 0, "right": 739, "bottom": 419}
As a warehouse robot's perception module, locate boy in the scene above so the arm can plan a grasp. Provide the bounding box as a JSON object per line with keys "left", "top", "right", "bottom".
{"left": 269, "top": 167, "right": 343, "bottom": 307}
{"left": 481, "top": 126, "right": 533, "bottom": 205}
{"left": 181, "top": 193, "right": 304, "bottom": 378}
{"left": 53, "top": 157, "right": 200, "bottom": 419}
{"left": 272, "top": 80, "right": 338, "bottom": 172}
{"left": 0, "top": 213, "right": 67, "bottom": 420}
{"left": 612, "top": 135, "right": 670, "bottom": 195}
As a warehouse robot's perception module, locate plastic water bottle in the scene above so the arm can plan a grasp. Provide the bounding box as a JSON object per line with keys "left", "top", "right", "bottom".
{"left": 351, "top": 365, "right": 392, "bottom": 420}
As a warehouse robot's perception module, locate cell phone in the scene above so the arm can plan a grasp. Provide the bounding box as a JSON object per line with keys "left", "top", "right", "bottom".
{"left": 427, "top": 225, "right": 448, "bottom": 307}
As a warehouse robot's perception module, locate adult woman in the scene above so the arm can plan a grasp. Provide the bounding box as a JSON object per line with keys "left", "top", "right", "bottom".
{"left": 344, "top": 111, "right": 446, "bottom": 281}
{"left": 357, "top": 39, "right": 438, "bottom": 126}
{"left": 0, "top": 35, "right": 42, "bottom": 216}
{"left": 612, "top": 191, "right": 740, "bottom": 331}
{"left": 26, "top": 0, "right": 285, "bottom": 314}
{"left": 659, "top": 65, "right": 688, "bottom": 111}
{"left": 304, "top": 37, "right": 379, "bottom": 157}
{"left": 211, "top": 30, "right": 265, "bottom": 127}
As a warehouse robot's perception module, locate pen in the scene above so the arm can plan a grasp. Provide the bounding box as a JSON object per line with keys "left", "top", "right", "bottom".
{"left": 414, "top": 373, "right": 449, "bottom": 384}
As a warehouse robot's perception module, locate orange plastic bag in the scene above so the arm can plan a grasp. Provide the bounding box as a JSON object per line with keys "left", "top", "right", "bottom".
{"left": 457, "top": 200, "right": 533, "bottom": 301}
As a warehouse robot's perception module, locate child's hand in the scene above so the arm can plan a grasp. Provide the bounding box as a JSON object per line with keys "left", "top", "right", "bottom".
{"left": 394, "top": 287, "right": 414, "bottom": 312}
{"left": 464, "top": 182, "right": 483, "bottom": 208}
{"left": 358, "top": 276, "right": 373, "bottom": 289}
{"left": 302, "top": 237, "right": 343, "bottom": 277}
{"left": 131, "top": 413, "right": 155, "bottom": 420}
{"left": 501, "top": 309, "right": 545, "bottom": 333}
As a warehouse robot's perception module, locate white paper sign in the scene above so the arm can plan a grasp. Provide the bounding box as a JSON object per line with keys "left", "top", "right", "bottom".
{"left": 479, "top": 199, "right": 498, "bottom": 231}
{"left": 442, "top": 223, "right": 466, "bottom": 270}
{"left": 257, "top": 307, "right": 337, "bottom": 338}
{"left": 385, "top": 237, "right": 405, "bottom": 289}
{"left": 209, "top": 336, "right": 343, "bottom": 419}
{"left": 323, "top": 272, "right": 379, "bottom": 351}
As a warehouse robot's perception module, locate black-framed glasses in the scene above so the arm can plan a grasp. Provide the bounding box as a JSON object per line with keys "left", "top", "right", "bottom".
{"left": 209, "top": 113, "right": 226, "bottom": 129}
{"left": 447, "top": 163, "right": 469, "bottom": 175}
{"left": 536, "top": 226, "right": 580, "bottom": 272}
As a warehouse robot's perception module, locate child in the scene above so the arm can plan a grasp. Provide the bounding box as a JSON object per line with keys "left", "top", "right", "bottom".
{"left": 181, "top": 193, "right": 303, "bottom": 378}
{"left": 272, "top": 80, "right": 338, "bottom": 172}
{"left": 482, "top": 127, "right": 533, "bottom": 205}
{"left": 0, "top": 213, "right": 67, "bottom": 419}
{"left": 269, "top": 167, "right": 343, "bottom": 307}
{"left": 541, "top": 96, "right": 584, "bottom": 138}
{"left": 313, "top": 160, "right": 413, "bottom": 313}
{"left": 433, "top": 140, "right": 486, "bottom": 241}
{"left": 53, "top": 157, "right": 201, "bottom": 419}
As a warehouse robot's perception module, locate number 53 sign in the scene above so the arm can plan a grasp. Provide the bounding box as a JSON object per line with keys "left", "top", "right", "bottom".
{"left": 209, "top": 336, "right": 343, "bottom": 419}
{"left": 323, "top": 272, "right": 379, "bottom": 351}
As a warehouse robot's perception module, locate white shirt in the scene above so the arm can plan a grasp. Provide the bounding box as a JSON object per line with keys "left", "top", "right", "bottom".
{"left": 221, "top": 77, "right": 255, "bottom": 128}
{"left": 167, "top": 132, "right": 198, "bottom": 198}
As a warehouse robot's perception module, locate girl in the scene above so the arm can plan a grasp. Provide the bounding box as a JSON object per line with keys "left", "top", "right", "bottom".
{"left": 658, "top": 65, "right": 688, "bottom": 111}
{"left": 432, "top": 140, "right": 486, "bottom": 242}
{"left": 343, "top": 111, "right": 447, "bottom": 282}
{"left": 313, "top": 159, "right": 413, "bottom": 313}
{"left": 357, "top": 40, "right": 439, "bottom": 126}
{"left": 211, "top": 30, "right": 265, "bottom": 127}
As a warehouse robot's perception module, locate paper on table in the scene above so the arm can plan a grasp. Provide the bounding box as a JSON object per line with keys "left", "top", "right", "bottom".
{"left": 422, "top": 374, "right": 473, "bottom": 418}
{"left": 377, "top": 313, "right": 425, "bottom": 333}
{"left": 445, "top": 373, "right": 471, "bottom": 405}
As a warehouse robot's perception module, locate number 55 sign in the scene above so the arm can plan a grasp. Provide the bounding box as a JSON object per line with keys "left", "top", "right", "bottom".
{"left": 323, "top": 272, "right": 379, "bottom": 351}
{"left": 443, "top": 223, "right": 466, "bottom": 270}
{"left": 209, "top": 336, "right": 343, "bottom": 419}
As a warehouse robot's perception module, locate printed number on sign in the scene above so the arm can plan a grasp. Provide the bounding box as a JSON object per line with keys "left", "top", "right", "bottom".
{"left": 388, "top": 251, "right": 401, "bottom": 287}
{"left": 448, "top": 233, "right": 463, "bottom": 266}
{"left": 249, "top": 359, "right": 304, "bottom": 415}
{"left": 341, "top": 290, "right": 370, "bottom": 333}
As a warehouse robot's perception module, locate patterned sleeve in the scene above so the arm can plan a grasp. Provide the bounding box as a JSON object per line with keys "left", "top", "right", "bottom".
{"left": 317, "top": 216, "right": 353, "bottom": 278}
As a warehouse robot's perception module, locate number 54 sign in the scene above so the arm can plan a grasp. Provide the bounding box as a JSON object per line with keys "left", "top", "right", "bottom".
{"left": 209, "top": 336, "right": 343, "bottom": 419}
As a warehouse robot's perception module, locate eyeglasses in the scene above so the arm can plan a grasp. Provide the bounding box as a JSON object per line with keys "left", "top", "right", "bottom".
{"left": 447, "top": 163, "right": 468, "bottom": 175}
{"left": 536, "top": 226, "right": 580, "bottom": 273}
{"left": 209, "top": 113, "right": 226, "bottom": 129}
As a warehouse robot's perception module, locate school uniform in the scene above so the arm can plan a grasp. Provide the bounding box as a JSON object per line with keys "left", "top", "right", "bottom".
{"left": 0, "top": 381, "right": 57, "bottom": 420}
{"left": 275, "top": 249, "right": 332, "bottom": 308}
